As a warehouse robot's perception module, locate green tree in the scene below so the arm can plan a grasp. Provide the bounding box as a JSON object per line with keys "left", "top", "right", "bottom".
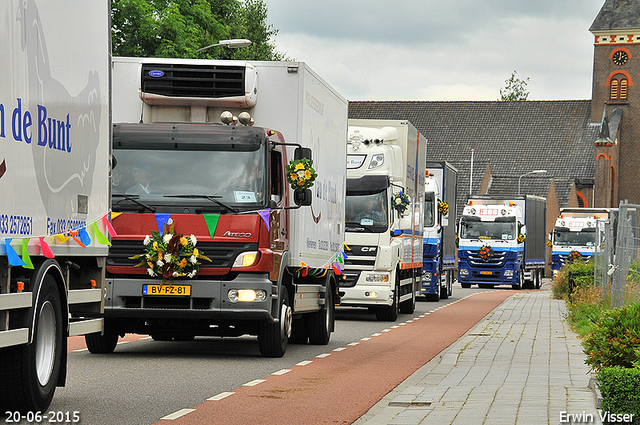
{"left": 499, "top": 70, "right": 530, "bottom": 101}
{"left": 111, "top": 0, "right": 286, "bottom": 60}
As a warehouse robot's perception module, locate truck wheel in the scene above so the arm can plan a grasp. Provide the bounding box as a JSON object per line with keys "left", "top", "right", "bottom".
{"left": 85, "top": 320, "right": 119, "bottom": 354}
{"left": 426, "top": 289, "right": 440, "bottom": 302}
{"left": 258, "top": 287, "right": 291, "bottom": 357}
{"left": 376, "top": 278, "right": 399, "bottom": 321}
{"left": 440, "top": 271, "right": 450, "bottom": 300}
{"left": 0, "top": 275, "right": 64, "bottom": 412}
{"left": 289, "top": 316, "right": 309, "bottom": 344}
{"left": 512, "top": 269, "right": 524, "bottom": 290}
{"left": 460, "top": 282, "right": 472, "bottom": 289}
{"left": 534, "top": 270, "right": 541, "bottom": 289}
{"left": 399, "top": 275, "right": 416, "bottom": 314}
{"left": 308, "top": 284, "right": 334, "bottom": 345}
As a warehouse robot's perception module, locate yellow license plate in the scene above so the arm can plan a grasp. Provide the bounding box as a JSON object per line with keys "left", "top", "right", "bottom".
{"left": 480, "top": 271, "right": 493, "bottom": 275}
{"left": 143, "top": 284, "right": 191, "bottom": 296}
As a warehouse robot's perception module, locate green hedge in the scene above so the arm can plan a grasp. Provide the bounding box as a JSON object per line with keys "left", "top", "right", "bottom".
{"left": 597, "top": 366, "right": 640, "bottom": 424}
{"left": 582, "top": 302, "right": 640, "bottom": 370}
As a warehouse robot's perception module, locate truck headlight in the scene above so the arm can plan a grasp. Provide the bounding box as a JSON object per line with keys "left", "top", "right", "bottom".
{"left": 368, "top": 153, "right": 385, "bottom": 170}
{"left": 504, "top": 270, "right": 514, "bottom": 277}
{"left": 232, "top": 251, "right": 259, "bottom": 267}
{"left": 228, "top": 289, "right": 267, "bottom": 302}
{"left": 459, "top": 269, "right": 469, "bottom": 276}
{"left": 423, "top": 272, "right": 433, "bottom": 281}
{"left": 365, "top": 273, "right": 389, "bottom": 283}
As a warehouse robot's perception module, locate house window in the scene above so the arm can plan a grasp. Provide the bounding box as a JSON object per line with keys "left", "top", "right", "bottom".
{"left": 610, "top": 75, "right": 629, "bottom": 101}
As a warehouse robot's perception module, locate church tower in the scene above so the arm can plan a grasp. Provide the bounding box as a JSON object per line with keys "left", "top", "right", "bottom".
{"left": 590, "top": 0, "right": 640, "bottom": 206}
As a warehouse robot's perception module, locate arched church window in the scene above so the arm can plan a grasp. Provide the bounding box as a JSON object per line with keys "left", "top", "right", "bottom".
{"left": 610, "top": 75, "right": 628, "bottom": 101}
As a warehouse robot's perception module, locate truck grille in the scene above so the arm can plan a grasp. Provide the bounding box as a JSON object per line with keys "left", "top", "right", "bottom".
{"left": 140, "top": 63, "right": 245, "bottom": 99}
{"left": 466, "top": 250, "right": 508, "bottom": 267}
{"left": 107, "top": 239, "right": 257, "bottom": 270}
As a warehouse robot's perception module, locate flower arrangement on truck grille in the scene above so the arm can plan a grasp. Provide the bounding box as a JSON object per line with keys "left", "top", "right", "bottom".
{"left": 569, "top": 250, "right": 583, "bottom": 262}
{"left": 478, "top": 245, "right": 494, "bottom": 261}
{"left": 130, "top": 219, "right": 211, "bottom": 280}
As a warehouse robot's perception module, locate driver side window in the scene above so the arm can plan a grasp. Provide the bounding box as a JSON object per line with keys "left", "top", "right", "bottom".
{"left": 270, "top": 150, "right": 283, "bottom": 205}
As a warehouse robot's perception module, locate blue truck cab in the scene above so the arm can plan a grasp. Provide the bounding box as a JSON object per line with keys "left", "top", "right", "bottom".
{"left": 457, "top": 195, "right": 546, "bottom": 290}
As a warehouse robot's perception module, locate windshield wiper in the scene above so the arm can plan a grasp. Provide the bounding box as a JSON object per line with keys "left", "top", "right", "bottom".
{"left": 112, "top": 194, "right": 156, "bottom": 212}
{"left": 163, "top": 194, "right": 239, "bottom": 213}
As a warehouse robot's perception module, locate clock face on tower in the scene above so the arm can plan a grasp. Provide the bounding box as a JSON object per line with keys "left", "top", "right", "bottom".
{"left": 613, "top": 50, "right": 629, "bottom": 66}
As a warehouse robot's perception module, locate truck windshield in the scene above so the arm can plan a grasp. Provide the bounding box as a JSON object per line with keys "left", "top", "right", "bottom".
{"left": 459, "top": 219, "right": 516, "bottom": 240}
{"left": 345, "top": 192, "right": 388, "bottom": 229}
{"left": 112, "top": 146, "right": 266, "bottom": 209}
{"left": 553, "top": 229, "right": 596, "bottom": 246}
{"left": 424, "top": 194, "right": 435, "bottom": 227}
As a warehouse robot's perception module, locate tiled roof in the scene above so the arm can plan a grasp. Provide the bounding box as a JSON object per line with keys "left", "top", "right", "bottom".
{"left": 348, "top": 100, "right": 599, "bottom": 210}
{"left": 590, "top": 0, "right": 640, "bottom": 32}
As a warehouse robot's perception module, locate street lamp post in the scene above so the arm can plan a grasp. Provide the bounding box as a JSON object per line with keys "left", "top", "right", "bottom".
{"left": 518, "top": 170, "right": 547, "bottom": 195}
{"left": 196, "top": 39, "right": 252, "bottom": 53}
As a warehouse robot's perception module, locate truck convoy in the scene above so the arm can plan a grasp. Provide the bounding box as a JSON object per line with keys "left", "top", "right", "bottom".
{"left": 1, "top": 0, "right": 110, "bottom": 411}
{"left": 422, "top": 162, "right": 458, "bottom": 301}
{"left": 342, "top": 119, "right": 425, "bottom": 321}
{"left": 457, "top": 195, "right": 546, "bottom": 289}
{"left": 85, "top": 58, "right": 348, "bottom": 358}
{"left": 550, "top": 208, "right": 616, "bottom": 275}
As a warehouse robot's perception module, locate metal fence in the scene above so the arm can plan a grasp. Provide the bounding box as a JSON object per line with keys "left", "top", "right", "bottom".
{"left": 593, "top": 202, "right": 640, "bottom": 308}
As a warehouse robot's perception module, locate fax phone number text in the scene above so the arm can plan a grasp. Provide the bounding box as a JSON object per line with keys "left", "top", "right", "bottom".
{"left": 4, "top": 411, "right": 80, "bottom": 423}
{"left": 0, "top": 214, "right": 33, "bottom": 235}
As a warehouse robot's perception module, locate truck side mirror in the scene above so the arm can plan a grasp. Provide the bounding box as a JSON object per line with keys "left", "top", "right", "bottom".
{"left": 294, "top": 188, "right": 312, "bottom": 206}
{"left": 294, "top": 147, "right": 312, "bottom": 161}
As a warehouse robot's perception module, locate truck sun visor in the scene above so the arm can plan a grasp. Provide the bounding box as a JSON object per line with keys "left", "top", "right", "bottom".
{"left": 113, "top": 122, "right": 264, "bottom": 151}
{"left": 346, "top": 175, "right": 390, "bottom": 195}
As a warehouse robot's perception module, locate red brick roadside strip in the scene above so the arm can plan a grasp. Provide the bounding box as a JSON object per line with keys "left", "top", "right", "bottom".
{"left": 152, "top": 290, "right": 517, "bottom": 425}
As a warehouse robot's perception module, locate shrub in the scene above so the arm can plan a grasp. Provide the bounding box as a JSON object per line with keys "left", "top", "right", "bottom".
{"left": 597, "top": 366, "right": 640, "bottom": 424}
{"left": 582, "top": 302, "right": 640, "bottom": 371}
{"left": 552, "top": 259, "right": 594, "bottom": 301}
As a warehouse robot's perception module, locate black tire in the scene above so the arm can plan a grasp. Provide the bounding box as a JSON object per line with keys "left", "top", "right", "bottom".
{"left": 85, "top": 320, "right": 119, "bottom": 354}
{"left": 308, "top": 283, "right": 334, "bottom": 345}
{"left": 426, "top": 289, "right": 440, "bottom": 302}
{"left": 399, "top": 274, "right": 416, "bottom": 314}
{"left": 460, "top": 281, "right": 472, "bottom": 289}
{"left": 258, "top": 287, "right": 291, "bottom": 357}
{"left": 534, "top": 270, "right": 541, "bottom": 289}
{"left": 376, "top": 277, "right": 399, "bottom": 321}
{"left": 0, "top": 275, "right": 64, "bottom": 412}
{"left": 440, "top": 270, "right": 450, "bottom": 300}
{"left": 512, "top": 269, "right": 524, "bottom": 290}
{"left": 289, "top": 316, "right": 309, "bottom": 344}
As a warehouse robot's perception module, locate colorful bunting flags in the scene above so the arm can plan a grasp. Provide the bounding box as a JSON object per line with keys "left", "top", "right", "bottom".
{"left": 1, "top": 211, "right": 113, "bottom": 268}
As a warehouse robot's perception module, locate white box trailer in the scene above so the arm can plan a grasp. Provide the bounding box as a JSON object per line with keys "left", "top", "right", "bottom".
{"left": 99, "top": 58, "right": 347, "bottom": 357}
{"left": 0, "top": 0, "right": 110, "bottom": 411}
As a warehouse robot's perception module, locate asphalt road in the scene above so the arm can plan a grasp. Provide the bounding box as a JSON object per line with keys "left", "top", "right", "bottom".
{"left": 14, "top": 284, "right": 517, "bottom": 425}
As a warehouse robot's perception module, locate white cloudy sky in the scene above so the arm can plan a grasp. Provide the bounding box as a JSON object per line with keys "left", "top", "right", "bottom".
{"left": 263, "top": 0, "right": 605, "bottom": 101}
